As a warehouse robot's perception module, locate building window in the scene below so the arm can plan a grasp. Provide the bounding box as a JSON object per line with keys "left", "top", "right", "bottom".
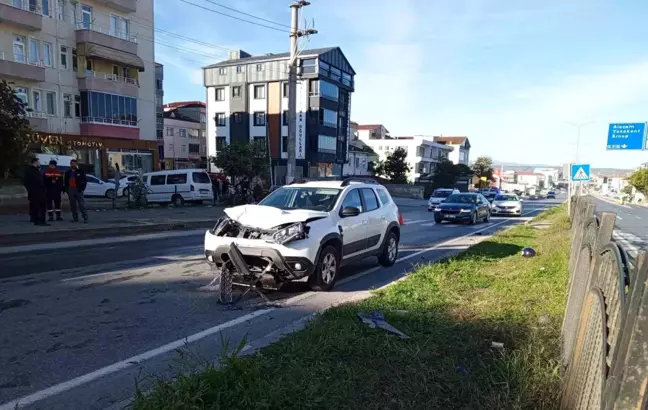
{"left": 301, "top": 57, "right": 316, "bottom": 74}
{"left": 74, "top": 94, "right": 80, "bottom": 117}
{"left": 253, "top": 85, "right": 265, "bottom": 99}
{"left": 45, "top": 91, "right": 56, "bottom": 115}
{"left": 256, "top": 63, "right": 264, "bottom": 72}
{"left": 156, "top": 129, "right": 163, "bottom": 140}
{"left": 318, "top": 135, "right": 336, "bottom": 153}
{"left": 232, "top": 112, "right": 243, "bottom": 124}
{"left": 59, "top": 45, "right": 68, "bottom": 69}
{"left": 189, "top": 144, "right": 200, "bottom": 154}
{"left": 319, "top": 108, "right": 337, "bottom": 128}
{"left": 32, "top": 90, "right": 41, "bottom": 112}
{"left": 57, "top": 0, "right": 65, "bottom": 20}
{"left": 166, "top": 127, "right": 174, "bottom": 136}
{"left": 216, "top": 137, "right": 227, "bottom": 150}
{"left": 236, "top": 65, "right": 244, "bottom": 73}
{"left": 156, "top": 78, "right": 162, "bottom": 90}
{"left": 72, "top": 48, "right": 77, "bottom": 71}
{"left": 15, "top": 87, "right": 28, "bottom": 106}
{"left": 63, "top": 93, "right": 72, "bottom": 117}
{"left": 200, "top": 113, "right": 206, "bottom": 123}
{"left": 282, "top": 110, "right": 288, "bottom": 126}
{"left": 215, "top": 88, "right": 225, "bottom": 101}
{"left": 29, "top": 38, "right": 39, "bottom": 65}
{"left": 218, "top": 67, "right": 226, "bottom": 75}
{"left": 13, "top": 36, "right": 26, "bottom": 63}
{"left": 42, "top": 0, "right": 50, "bottom": 16}
{"left": 232, "top": 86, "right": 241, "bottom": 98}
{"left": 282, "top": 82, "right": 289, "bottom": 98}
{"left": 282, "top": 136, "right": 287, "bottom": 153}
{"left": 320, "top": 80, "right": 339, "bottom": 101}
{"left": 253, "top": 112, "right": 266, "bottom": 126}
{"left": 179, "top": 128, "right": 187, "bottom": 138}
{"left": 309, "top": 79, "right": 319, "bottom": 96}
{"left": 81, "top": 5, "right": 92, "bottom": 30}
{"left": 214, "top": 113, "right": 226, "bottom": 126}
{"left": 79, "top": 91, "right": 138, "bottom": 125}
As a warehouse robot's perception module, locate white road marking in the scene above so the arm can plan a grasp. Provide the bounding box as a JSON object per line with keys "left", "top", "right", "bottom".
{"left": 616, "top": 215, "right": 623, "bottom": 220}
{"left": 0, "top": 207, "right": 546, "bottom": 409}
{"left": 421, "top": 222, "right": 436, "bottom": 227}
{"left": 403, "top": 219, "right": 428, "bottom": 225}
{"left": 0, "top": 309, "right": 275, "bottom": 410}
{"left": 637, "top": 216, "right": 642, "bottom": 220}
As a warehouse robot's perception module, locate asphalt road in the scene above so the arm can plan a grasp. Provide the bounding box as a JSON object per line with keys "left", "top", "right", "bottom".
{"left": 0, "top": 198, "right": 561, "bottom": 410}
{"left": 590, "top": 196, "right": 647, "bottom": 258}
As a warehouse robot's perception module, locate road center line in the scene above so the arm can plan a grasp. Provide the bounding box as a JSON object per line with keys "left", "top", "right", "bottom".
{"left": 0, "top": 209, "right": 544, "bottom": 409}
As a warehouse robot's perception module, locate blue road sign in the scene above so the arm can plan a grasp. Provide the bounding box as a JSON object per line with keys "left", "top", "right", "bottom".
{"left": 606, "top": 123, "right": 646, "bottom": 150}
{"left": 571, "top": 163, "right": 591, "bottom": 182}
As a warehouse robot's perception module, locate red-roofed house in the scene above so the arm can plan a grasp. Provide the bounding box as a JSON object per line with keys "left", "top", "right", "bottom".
{"left": 432, "top": 136, "right": 471, "bottom": 165}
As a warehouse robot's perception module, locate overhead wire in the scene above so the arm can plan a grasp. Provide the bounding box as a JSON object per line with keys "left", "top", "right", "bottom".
{"left": 176, "top": 0, "right": 290, "bottom": 33}
{"left": 198, "top": 0, "right": 290, "bottom": 28}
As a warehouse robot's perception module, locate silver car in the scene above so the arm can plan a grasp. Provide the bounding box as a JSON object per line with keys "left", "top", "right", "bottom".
{"left": 491, "top": 194, "right": 523, "bottom": 216}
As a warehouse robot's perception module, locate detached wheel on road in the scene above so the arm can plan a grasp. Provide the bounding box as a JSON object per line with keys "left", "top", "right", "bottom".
{"left": 378, "top": 230, "right": 399, "bottom": 267}
{"left": 308, "top": 245, "right": 340, "bottom": 291}
{"left": 218, "top": 263, "right": 234, "bottom": 304}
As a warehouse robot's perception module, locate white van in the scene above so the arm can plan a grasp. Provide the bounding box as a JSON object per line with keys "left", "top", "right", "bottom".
{"left": 144, "top": 169, "right": 213, "bottom": 206}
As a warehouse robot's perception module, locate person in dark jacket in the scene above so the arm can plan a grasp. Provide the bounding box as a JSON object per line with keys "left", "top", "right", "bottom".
{"left": 63, "top": 159, "right": 88, "bottom": 223}
{"left": 44, "top": 160, "right": 64, "bottom": 221}
{"left": 23, "top": 157, "right": 49, "bottom": 226}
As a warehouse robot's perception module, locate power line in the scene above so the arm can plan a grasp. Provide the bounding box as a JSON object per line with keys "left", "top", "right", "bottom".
{"left": 177, "top": 0, "right": 290, "bottom": 33}
{"left": 198, "top": 0, "right": 290, "bottom": 28}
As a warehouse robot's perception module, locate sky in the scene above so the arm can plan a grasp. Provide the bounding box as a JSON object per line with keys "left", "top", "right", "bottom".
{"left": 154, "top": 0, "right": 648, "bottom": 169}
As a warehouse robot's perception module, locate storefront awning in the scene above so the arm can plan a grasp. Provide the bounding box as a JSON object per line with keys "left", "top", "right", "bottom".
{"left": 83, "top": 44, "right": 145, "bottom": 71}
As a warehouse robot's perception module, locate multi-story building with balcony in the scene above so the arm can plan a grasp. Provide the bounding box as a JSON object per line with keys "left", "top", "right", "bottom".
{"left": 432, "top": 136, "right": 470, "bottom": 165}
{"left": 0, "top": 0, "right": 156, "bottom": 178}
{"left": 162, "top": 101, "right": 207, "bottom": 169}
{"left": 357, "top": 133, "right": 453, "bottom": 182}
{"left": 202, "top": 47, "right": 355, "bottom": 183}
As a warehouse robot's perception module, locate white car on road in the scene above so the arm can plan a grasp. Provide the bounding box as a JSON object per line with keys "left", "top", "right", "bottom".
{"left": 204, "top": 178, "right": 403, "bottom": 296}
{"left": 491, "top": 194, "right": 523, "bottom": 216}
{"left": 84, "top": 175, "right": 118, "bottom": 199}
{"left": 427, "top": 188, "right": 459, "bottom": 211}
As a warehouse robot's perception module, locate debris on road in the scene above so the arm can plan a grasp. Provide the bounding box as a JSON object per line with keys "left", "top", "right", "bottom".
{"left": 357, "top": 311, "right": 410, "bottom": 339}
{"left": 522, "top": 247, "right": 536, "bottom": 257}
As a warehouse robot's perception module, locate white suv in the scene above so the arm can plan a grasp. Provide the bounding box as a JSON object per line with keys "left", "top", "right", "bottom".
{"left": 204, "top": 178, "right": 402, "bottom": 294}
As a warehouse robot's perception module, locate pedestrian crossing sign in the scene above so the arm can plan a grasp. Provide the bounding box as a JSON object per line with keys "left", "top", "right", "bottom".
{"left": 570, "top": 163, "right": 591, "bottom": 182}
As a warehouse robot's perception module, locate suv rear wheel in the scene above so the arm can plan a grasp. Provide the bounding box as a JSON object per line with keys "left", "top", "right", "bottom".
{"left": 378, "top": 230, "right": 399, "bottom": 267}
{"left": 308, "top": 245, "right": 340, "bottom": 291}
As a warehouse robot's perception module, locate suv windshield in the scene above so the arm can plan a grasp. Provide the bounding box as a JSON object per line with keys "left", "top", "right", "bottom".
{"left": 259, "top": 187, "right": 341, "bottom": 212}
{"left": 495, "top": 195, "right": 519, "bottom": 201}
{"left": 432, "top": 190, "right": 453, "bottom": 198}
{"left": 445, "top": 194, "right": 476, "bottom": 204}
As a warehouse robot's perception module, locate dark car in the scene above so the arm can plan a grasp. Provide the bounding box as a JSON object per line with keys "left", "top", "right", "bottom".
{"left": 433, "top": 193, "right": 491, "bottom": 224}
{"left": 547, "top": 191, "right": 556, "bottom": 199}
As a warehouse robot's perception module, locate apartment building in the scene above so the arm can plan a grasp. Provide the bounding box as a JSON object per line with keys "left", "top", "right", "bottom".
{"left": 357, "top": 124, "right": 390, "bottom": 140}
{"left": 0, "top": 0, "right": 156, "bottom": 178}
{"left": 155, "top": 62, "right": 163, "bottom": 164}
{"left": 357, "top": 133, "right": 453, "bottom": 182}
{"left": 162, "top": 101, "right": 207, "bottom": 169}
{"left": 203, "top": 47, "right": 355, "bottom": 183}
{"left": 432, "top": 136, "right": 470, "bottom": 165}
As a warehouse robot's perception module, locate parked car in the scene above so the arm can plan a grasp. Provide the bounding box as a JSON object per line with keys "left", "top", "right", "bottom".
{"left": 204, "top": 178, "right": 403, "bottom": 293}
{"left": 144, "top": 169, "right": 213, "bottom": 206}
{"left": 433, "top": 193, "right": 491, "bottom": 224}
{"left": 491, "top": 194, "right": 523, "bottom": 216}
{"left": 427, "top": 188, "right": 459, "bottom": 211}
{"left": 84, "top": 175, "right": 117, "bottom": 199}
{"left": 107, "top": 175, "right": 140, "bottom": 197}
{"left": 547, "top": 191, "right": 556, "bottom": 199}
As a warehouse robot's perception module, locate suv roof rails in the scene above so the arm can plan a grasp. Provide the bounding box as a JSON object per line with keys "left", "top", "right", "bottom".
{"left": 340, "top": 177, "right": 379, "bottom": 187}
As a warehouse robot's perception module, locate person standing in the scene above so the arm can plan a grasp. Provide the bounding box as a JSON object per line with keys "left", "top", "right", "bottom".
{"left": 64, "top": 159, "right": 88, "bottom": 223}
{"left": 44, "top": 160, "right": 64, "bottom": 221}
{"left": 23, "top": 157, "right": 49, "bottom": 226}
{"left": 113, "top": 163, "right": 121, "bottom": 208}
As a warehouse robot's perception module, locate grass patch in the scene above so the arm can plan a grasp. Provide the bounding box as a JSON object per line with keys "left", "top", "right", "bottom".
{"left": 133, "top": 205, "right": 569, "bottom": 410}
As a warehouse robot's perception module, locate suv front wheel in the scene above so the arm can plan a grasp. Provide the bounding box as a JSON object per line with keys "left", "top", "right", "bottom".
{"left": 308, "top": 245, "right": 340, "bottom": 291}
{"left": 378, "top": 230, "right": 399, "bottom": 267}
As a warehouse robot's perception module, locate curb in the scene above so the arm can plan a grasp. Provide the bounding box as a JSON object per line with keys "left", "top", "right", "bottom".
{"left": 0, "top": 220, "right": 215, "bottom": 247}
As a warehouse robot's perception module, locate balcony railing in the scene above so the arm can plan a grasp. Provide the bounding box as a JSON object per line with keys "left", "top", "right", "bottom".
{"left": 75, "top": 22, "right": 137, "bottom": 44}
{"left": 84, "top": 69, "right": 138, "bottom": 85}
{"left": 10, "top": 0, "right": 43, "bottom": 14}
{"left": 81, "top": 117, "right": 137, "bottom": 127}
{"left": 0, "top": 51, "right": 44, "bottom": 67}
{"left": 26, "top": 110, "right": 46, "bottom": 118}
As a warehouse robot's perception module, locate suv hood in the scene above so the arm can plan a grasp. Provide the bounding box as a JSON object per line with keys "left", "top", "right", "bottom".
{"left": 224, "top": 205, "right": 329, "bottom": 229}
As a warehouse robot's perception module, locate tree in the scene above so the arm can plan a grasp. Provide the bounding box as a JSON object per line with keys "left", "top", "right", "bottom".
{"left": 629, "top": 169, "right": 648, "bottom": 194}
{"left": 472, "top": 156, "right": 495, "bottom": 188}
{"left": 0, "top": 80, "right": 32, "bottom": 179}
{"left": 431, "top": 160, "right": 473, "bottom": 189}
{"left": 374, "top": 147, "right": 410, "bottom": 183}
{"left": 210, "top": 140, "right": 269, "bottom": 181}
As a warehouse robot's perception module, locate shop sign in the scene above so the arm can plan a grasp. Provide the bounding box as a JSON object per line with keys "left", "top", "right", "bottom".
{"left": 30, "top": 134, "right": 104, "bottom": 149}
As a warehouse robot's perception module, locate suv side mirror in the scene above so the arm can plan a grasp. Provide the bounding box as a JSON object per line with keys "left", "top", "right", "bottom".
{"left": 341, "top": 206, "right": 361, "bottom": 217}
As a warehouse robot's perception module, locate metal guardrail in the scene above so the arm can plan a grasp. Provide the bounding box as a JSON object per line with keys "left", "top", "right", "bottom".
{"left": 560, "top": 195, "right": 648, "bottom": 409}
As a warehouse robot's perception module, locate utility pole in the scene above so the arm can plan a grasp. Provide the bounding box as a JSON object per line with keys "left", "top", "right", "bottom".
{"left": 565, "top": 121, "right": 593, "bottom": 206}
{"left": 286, "top": 1, "right": 316, "bottom": 184}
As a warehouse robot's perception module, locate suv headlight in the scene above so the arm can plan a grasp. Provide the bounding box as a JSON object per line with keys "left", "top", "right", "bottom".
{"left": 272, "top": 223, "right": 307, "bottom": 245}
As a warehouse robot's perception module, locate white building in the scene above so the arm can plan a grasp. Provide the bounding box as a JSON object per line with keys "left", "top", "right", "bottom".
{"left": 533, "top": 167, "right": 559, "bottom": 187}
{"left": 515, "top": 171, "right": 546, "bottom": 188}
{"left": 163, "top": 101, "right": 208, "bottom": 169}
{"left": 0, "top": 0, "right": 156, "bottom": 178}
{"left": 357, "top": 131, "right": 453, "bottom": 181}
{"left": 432, "top": 136, "right": 470, "bottom": 165}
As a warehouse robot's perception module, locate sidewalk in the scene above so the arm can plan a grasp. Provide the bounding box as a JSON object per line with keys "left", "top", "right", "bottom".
{"left": 0, "top": 204, "right": 224, "bottom": 247}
